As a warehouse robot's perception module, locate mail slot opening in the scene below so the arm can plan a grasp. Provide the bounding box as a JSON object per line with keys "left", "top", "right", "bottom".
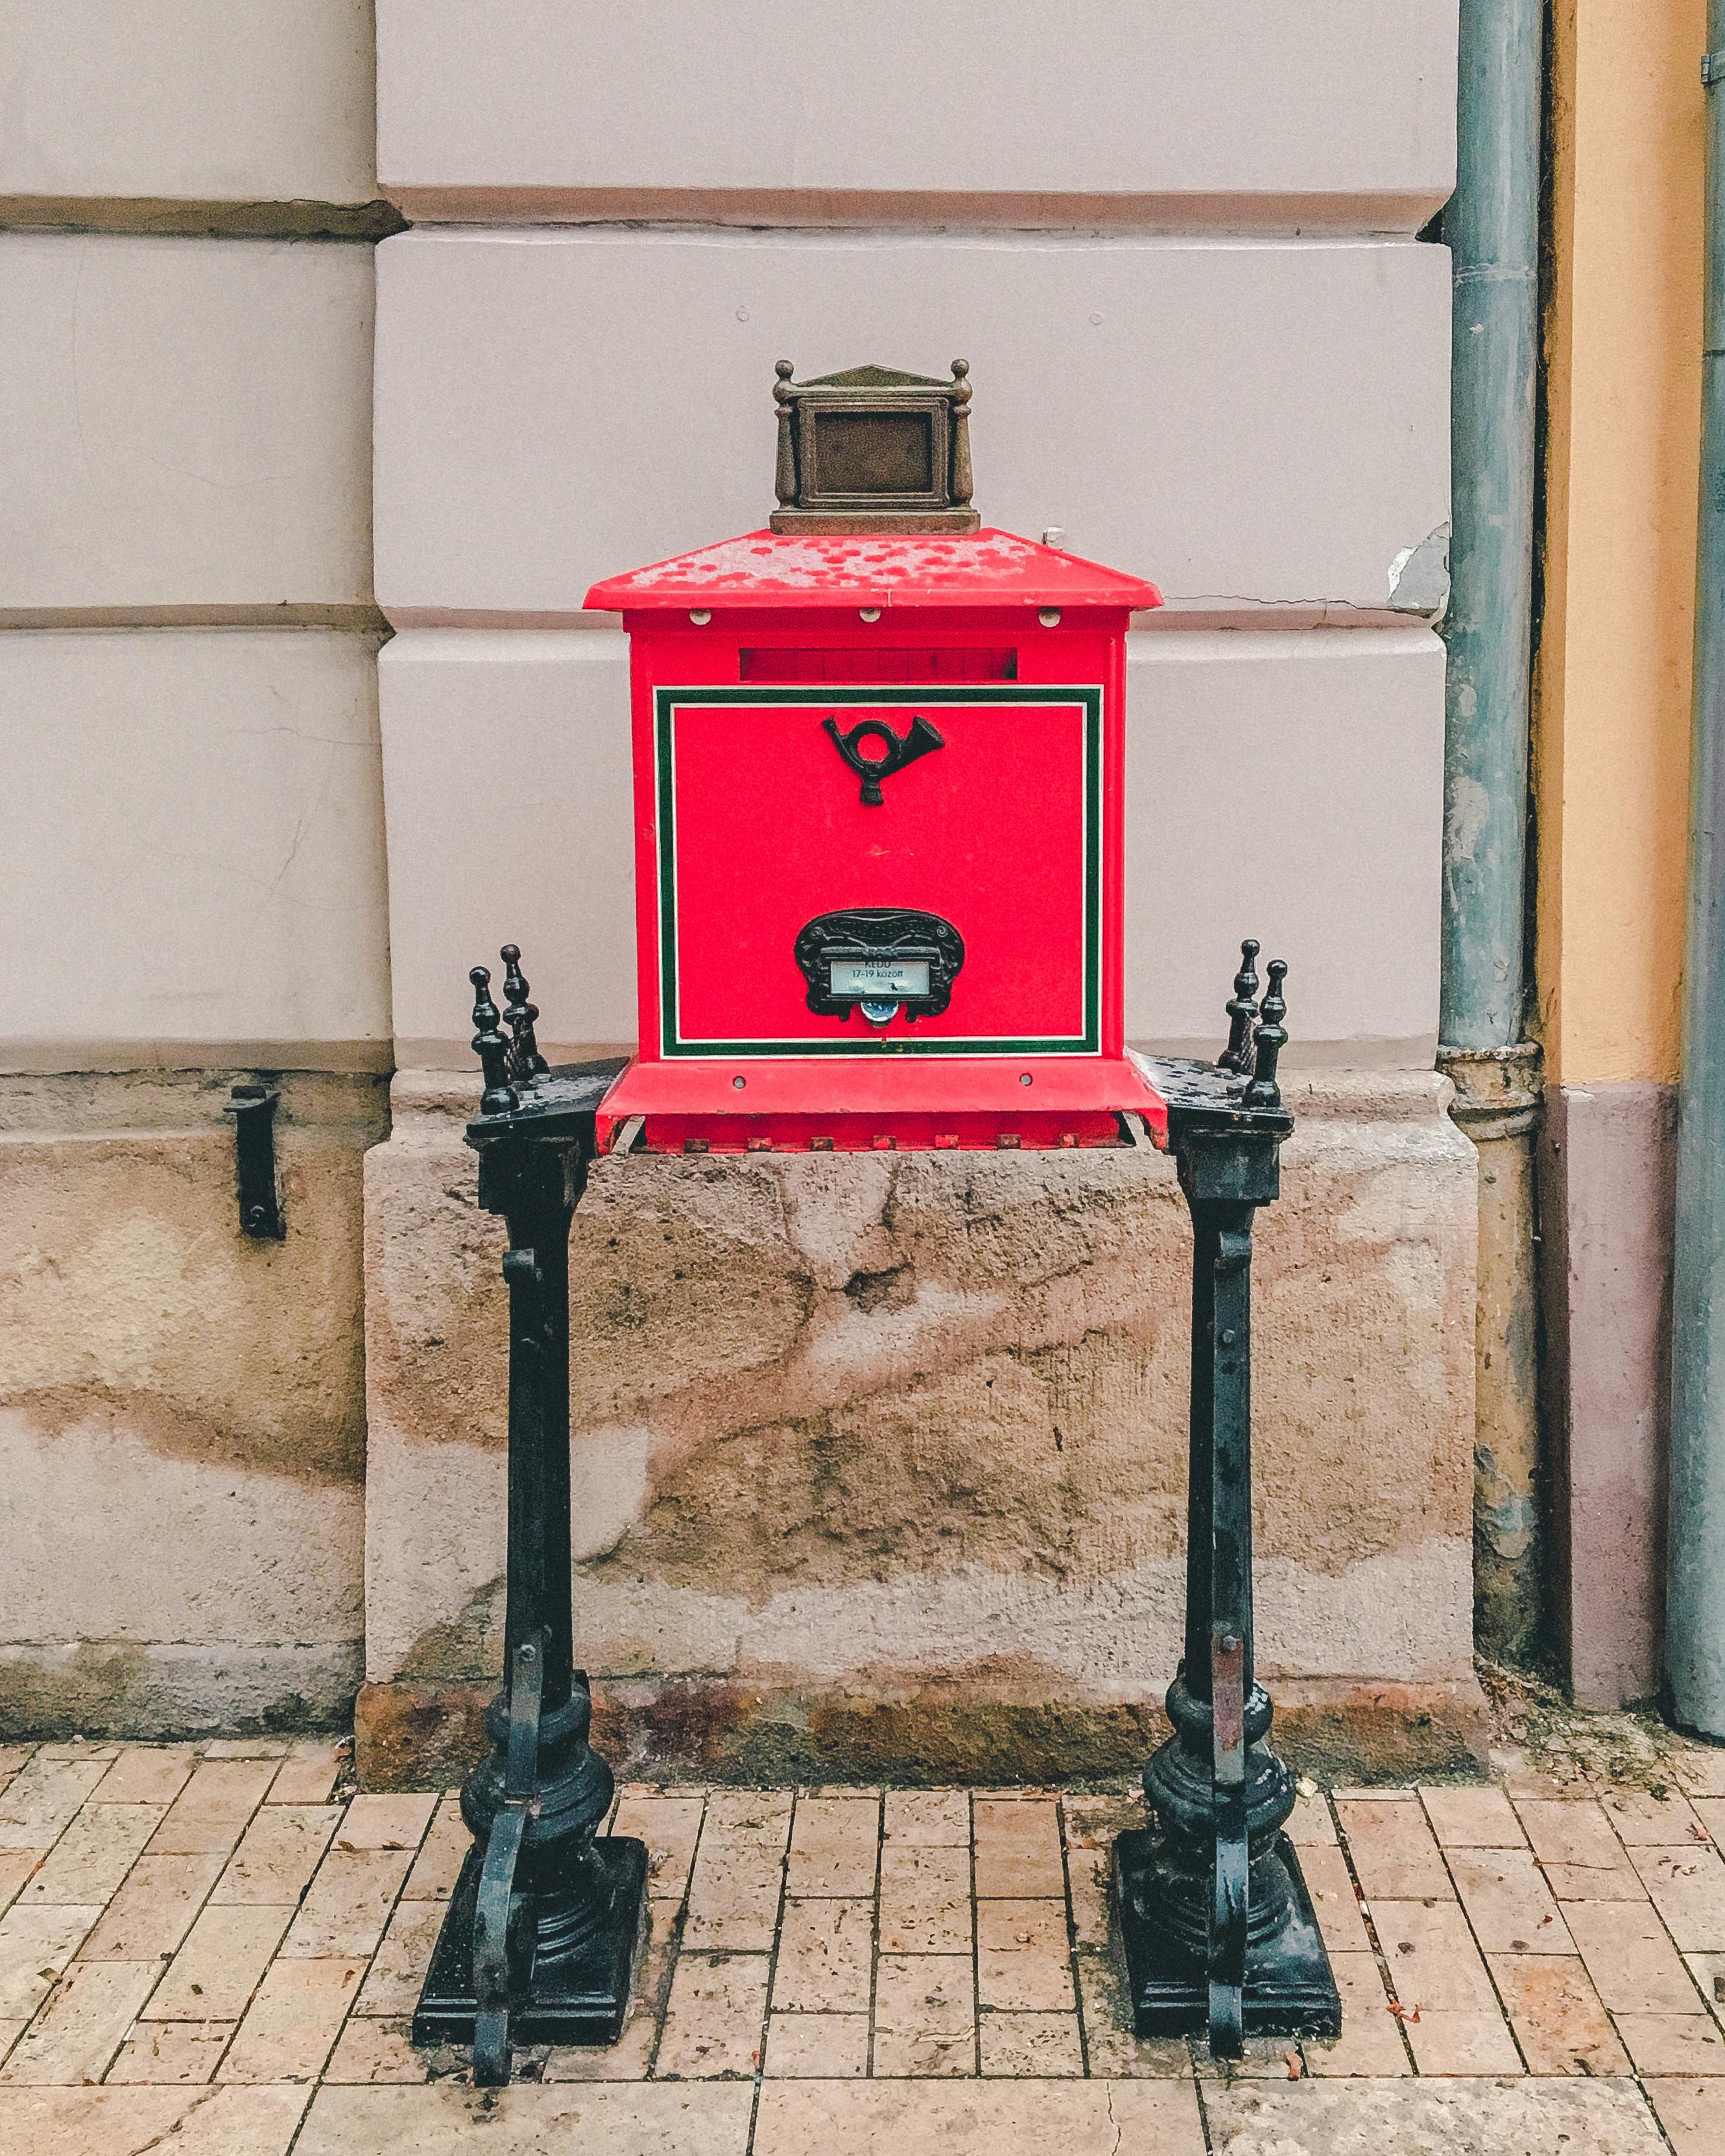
{"left": 739, "top": 646, "right": 1017, "bottom": 683}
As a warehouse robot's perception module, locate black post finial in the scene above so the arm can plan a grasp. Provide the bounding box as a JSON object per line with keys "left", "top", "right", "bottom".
{"left": 499, "top": 944, "right": 550, "bottom": 1082}
{"left": 1218, "top": 938, "right": 1261, "bottom": 1073}
{"left": 470, "top": 965, "right": 519, "bottom": 1116}
{"left": 1244, "top": 960, "right": 1288, "bottom": 1108}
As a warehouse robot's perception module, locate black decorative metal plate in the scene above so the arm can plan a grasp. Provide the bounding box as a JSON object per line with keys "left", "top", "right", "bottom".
{"left": 794, "top": 906, "right": 965, "bottom": 1021}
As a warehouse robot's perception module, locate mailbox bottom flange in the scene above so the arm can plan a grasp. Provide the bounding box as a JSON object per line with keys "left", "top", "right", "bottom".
{"left": 412, "top": 1836, "right": 649, "bottom": 2050}
{"left": 1112, "top": 1829, "right": 1342, "bottom": 2039}
{"left": 636, "top": 1109, "right": 1128, "bottom": 1154}
{"left": 594, "top": 1053, "right": 1171, "bottom": 1154}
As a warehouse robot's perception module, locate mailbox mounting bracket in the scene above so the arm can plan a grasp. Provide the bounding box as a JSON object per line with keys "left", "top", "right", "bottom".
{"left": 226, "top": 1083, "right": 283, "bottom": 1240}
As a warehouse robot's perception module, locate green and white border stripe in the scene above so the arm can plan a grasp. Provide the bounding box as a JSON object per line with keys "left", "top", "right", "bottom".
{"left": 654, "top": 685, "right": 1102, "bottom": 1059}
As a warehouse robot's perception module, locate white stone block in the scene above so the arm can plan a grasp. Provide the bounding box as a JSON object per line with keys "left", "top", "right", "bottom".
{"left": 374, "top": 228, "right": 1450, "bottom": 626}
{"left": 1, "top": 0, "right": 376, "bottom": 206}
{"left": 380, "top": 631, "right": 637, "bottom": 1061}
{"left": 377, "top": 0, "right": 1455, "bottom": 230}
{"left": 379, "top": 624, "right": 1438, "bottom": 1067}
{"left": 1128, "top": 628, "right": 1443, "bottom": 1061}
{"left": 0, "top": 235, "right": 374, "bottom": 613}
{"left": 0, "top": 630, "right": 390, "bottom": 1065}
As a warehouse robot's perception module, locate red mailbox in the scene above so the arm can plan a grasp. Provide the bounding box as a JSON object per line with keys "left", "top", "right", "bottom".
{"left": 587, "top": 364, "right": 1167, "bottom": 1155}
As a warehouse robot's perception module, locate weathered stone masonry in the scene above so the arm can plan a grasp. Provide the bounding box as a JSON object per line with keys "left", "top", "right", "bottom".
{"left": 0, "top": 1069, "right": 387, "bottom": 1733}
{"left": 357, "top": 1071, "right": 1480, "bottom": 1786}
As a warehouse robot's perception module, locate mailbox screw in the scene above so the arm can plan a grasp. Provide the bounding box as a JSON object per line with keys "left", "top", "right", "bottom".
{"left": 1019, "top": 1072, "right": 1034, "bottom": 1086}
{"left": 732, "top": 1076, "right": 746, "bottom": 1089}
{"left": 859, "top": 608, "right": 881, "bottom": 622}
{"left": 689, "top": 609, "right": 712, "bottom": 625}
{"left": 1038, "top": 608, "right": 1062, "bottom": 628}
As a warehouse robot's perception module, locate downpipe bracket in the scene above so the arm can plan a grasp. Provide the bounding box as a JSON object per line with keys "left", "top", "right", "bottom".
{"left": 1437, "top": 1041, "right": 1544, "bottom": 1143}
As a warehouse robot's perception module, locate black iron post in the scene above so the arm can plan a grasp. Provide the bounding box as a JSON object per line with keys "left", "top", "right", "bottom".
{"left": 1115, "top": 952, "right": 1340, "bottom": 2054}
{"left": 412, "top": 955, "right": 647, "bottom": 2081}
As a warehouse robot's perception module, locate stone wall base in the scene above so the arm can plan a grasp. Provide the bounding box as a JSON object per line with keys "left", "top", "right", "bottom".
{"left": 354, "top": 1671, "right": 1490, "bottom": 1794}
{"left": 364, "top": 1069, "right": 1480, "bottom": 1788}
{"left": 0, "top": 1641, "right": 362, "bottom": 1740}
{"left": 0, "top": 1067, "right": 384, "bottom": 1740}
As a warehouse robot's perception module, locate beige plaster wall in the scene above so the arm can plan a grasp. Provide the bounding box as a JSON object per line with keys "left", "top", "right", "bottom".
{"left": 1130, "top": 630, "right": 1442, "bottom": 1061}
{"left": 0, "top": 10, "right": 388, "bottom": 1736}
{"left": 376, "top": 0, "right": 1455, "bottom": 231}
{"left": 360, "top": 1068, "right": 1477, "bottom": 1779}
{"left": 1, "top": 0, "right": 1476, "bottom": 1766}
{"left": 0, "top": 0, "right": 377, "bottom": 207}
{"left": 378, "top": 631, "right": 637, "bottom": 1061}
{"left": 0, "top": 1070, "right": 387, "bottom": 1735}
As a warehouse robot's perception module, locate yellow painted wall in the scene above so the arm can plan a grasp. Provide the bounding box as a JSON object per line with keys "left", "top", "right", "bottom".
{"left": 1536, "top": 0, "right": 1704, "bottom": 1087}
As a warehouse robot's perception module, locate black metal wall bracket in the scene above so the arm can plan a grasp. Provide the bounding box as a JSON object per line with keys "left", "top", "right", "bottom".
{"left": 225, "top": 1084, "right": 283, "bottom": 1240}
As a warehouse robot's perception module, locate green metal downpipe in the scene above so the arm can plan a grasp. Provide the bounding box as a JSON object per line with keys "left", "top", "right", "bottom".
{"left": 1668, "top": 19, "right": 1725, "bottom": 1740}
{"left": 1438, "top": 0, "right": 1547, "bottom": 1667}
{"left": 1442, "top": 0, "right": 1541, "bottom": 1049}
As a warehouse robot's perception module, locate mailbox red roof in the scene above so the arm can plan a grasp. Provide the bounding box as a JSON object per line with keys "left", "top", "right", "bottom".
{"left": 584, "top": 529, "right": 1161, "bottom": 612}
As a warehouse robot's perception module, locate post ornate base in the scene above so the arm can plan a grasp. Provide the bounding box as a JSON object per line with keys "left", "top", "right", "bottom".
{"left": 1114, "top": 1826, "right": 1340, "bottom": 2039}
{"left": 414, "top": 1635, "right": 649, "bottom": 2061}
{"left": 412, "top": 1836, "right": 649, "bottom": 2050}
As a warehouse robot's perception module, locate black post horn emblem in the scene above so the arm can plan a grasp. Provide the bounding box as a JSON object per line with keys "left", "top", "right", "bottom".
{"left": 823, "top": 714, "right": 944, "bottom": 805}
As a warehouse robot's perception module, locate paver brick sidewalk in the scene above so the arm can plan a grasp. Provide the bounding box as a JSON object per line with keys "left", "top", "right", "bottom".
{"left": 1, "top": 1735, "right": 1722, "bottom": 2151}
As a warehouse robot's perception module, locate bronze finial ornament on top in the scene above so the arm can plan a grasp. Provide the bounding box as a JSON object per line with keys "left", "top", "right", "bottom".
{"left": 771, "top": 359, "right": 979, "bottom": 533}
